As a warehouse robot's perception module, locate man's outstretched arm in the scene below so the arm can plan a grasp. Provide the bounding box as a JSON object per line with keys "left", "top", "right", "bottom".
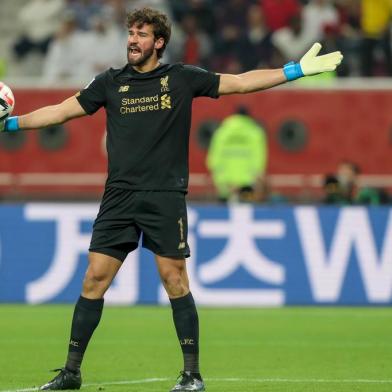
{"left": 218, "top": 43, "right": 343, "bottom": 95}
{"left": 1, "top": 95, "right": 87, "bottom": 132}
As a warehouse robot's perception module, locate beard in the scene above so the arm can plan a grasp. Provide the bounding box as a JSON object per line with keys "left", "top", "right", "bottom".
{"left": 127, "top": 44, "right": 155, "bottom": 67}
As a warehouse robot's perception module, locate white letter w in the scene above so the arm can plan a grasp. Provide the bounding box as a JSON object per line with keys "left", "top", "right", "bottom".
{"left": 295, "top": 207, "right": 392, "bottom": 303}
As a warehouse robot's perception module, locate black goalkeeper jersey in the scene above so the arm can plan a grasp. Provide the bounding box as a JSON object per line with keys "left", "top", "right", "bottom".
{"left": 76, "top": 63, "right": 220, "bottom": 191}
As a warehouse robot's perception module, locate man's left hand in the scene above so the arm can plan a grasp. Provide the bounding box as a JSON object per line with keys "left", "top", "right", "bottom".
{"left": 300, "top": 42, "right": 343, "bottom": 76}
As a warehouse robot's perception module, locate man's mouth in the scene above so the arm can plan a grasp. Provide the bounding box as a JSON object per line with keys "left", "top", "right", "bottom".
{"left": 129, "top": 47, "right": 141, "bottom": 55}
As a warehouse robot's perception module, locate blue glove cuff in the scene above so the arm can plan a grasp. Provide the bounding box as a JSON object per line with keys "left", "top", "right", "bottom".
{"left": 283, "top": 61, "right": 304, "bottom": 81}
{"left": 4, "top": 116, "right": 20, "bottom": 132}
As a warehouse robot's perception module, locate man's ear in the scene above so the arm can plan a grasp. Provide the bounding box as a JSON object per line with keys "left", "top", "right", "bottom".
{"left": 155, "top": 37, "right": 164, "bottom": 50}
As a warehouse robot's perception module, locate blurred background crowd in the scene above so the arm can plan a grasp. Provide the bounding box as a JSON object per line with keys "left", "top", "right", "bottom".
{"left": 1, "top": 0, "right": 392, "bottom": 82}
{"left": 0, "top": 0, "right": 391, "bottom": 205}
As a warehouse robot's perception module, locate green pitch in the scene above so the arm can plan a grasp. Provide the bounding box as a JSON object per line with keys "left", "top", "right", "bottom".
{"left": 0, "top": 306, "right": 391, "bottom": 392}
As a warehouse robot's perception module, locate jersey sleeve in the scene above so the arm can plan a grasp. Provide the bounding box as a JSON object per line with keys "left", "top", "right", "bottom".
{"left": 181, "top": 65, "right": 220, "bottom": 98}
{"left": 76, "top": 72, "right": 107, "bottom": 115}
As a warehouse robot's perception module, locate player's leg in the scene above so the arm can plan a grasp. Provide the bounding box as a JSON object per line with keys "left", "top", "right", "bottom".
{"left": 40, "top": 251, "right": 123, "bottom": 390}
{"left": 66, "top": 251, "right": 123, "bottom": 372}
{"left": 155, "top": 255, "right": 205, "bottom": 392}
{"left": 41, "top": 188, "right": 140, "bottom": 390}
{"left": 138, "top": 191, "right": 204, "bottom": 391}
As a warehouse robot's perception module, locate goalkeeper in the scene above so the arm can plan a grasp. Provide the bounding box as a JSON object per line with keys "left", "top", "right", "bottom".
{"left": 0, "top": 7, "right": 343, "bottom": 392}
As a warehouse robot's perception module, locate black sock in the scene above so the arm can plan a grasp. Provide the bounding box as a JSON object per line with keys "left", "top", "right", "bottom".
{"left": 65, "top": 296, "right": 104, "bottom": 373}
{"left": 170, "top": 292, "right": 200, "bottom": 374}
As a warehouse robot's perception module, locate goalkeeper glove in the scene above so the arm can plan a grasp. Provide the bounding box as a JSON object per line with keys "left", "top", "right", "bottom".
{"left": 283, "top": 42, "right": 343, "bottom": 81}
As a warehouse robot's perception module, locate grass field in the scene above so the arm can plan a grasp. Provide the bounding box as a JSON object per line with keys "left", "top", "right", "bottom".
{"left": 0, "top": 306, "right": 391, "bottom": 392}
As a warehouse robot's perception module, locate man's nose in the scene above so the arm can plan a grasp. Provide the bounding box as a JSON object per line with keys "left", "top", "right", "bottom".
{"left": 128, "top": 35, "right": 138, "bottom": 44}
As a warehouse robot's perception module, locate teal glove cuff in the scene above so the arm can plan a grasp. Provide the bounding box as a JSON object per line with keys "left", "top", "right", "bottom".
{"left": 283, "top": 61, "right": 304, "bottom": 81}
{"left": 4, "top": 116, "right": 20, "bottom": 132}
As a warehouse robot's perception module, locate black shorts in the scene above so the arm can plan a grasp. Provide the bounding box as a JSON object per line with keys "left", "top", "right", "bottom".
{"left": 89, "top": 188, "right": 190, "bottom": 261}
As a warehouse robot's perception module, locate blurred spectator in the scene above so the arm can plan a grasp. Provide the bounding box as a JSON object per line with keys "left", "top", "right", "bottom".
{"left": 42, "top": 12, "right": 88, "bottom": 82}
{"left": 261, "top": 0, "right": 302, "bottom": 32}
{"left": 319, "top": 24, "right": 350, "bottom": 77}
{"left": 66, "top": 0, "right": 103, "bottom": 30}
{"left": 336, "top": 160, "right": 360, "bottom": 202}
{"left": 215, "top": 0, "right": 251, "bottom": 32}
{"left": 180, "top": 13, "right": 212, "bottom": 67}
{"left": 356, "top": 187, "right": 390, "bottom": 205}
{"left": 43, "top": 11, "right": 125, "bottom": 83}
{"left": 360, "top": 0, "right": 392, "bottom": 76}
{"left": 206, "top": 106, "right": 268, "bottom": 203}
{"left": 102, "top": 0, "right": 128, "bottom": 29}
{"left": 171, "top": 0, "right": 216, "bottom": 35}
{"left": 213, "top": 0, "right": 254, "bottom": 72}
{"left": 323, "top": 160, "right": 390, "bottom": 205}
{"left": 336, "top": 0, "right": 361, "bottom": 39}
{"left": 13, "top": 0, "right": 65, "bottom": 60}
{"left": 302, "top": 0, "right": 339, "bottom": 42}
{"left": 272, "top": 14, "right": 314, "bottom": 62}
{"left": 322, "top": 174, "right": 348, "bottom": 204}
{"left": 10, "top": 0, "right": 392, "bottom": 82}
{"left": 340, "top": 160, "right": 391, "bottom": 204}
{"left": 79, "top": 14, "right": 126, "bottom": 75}
{"left": 322, "top": 161, "right": 359, "bottom": 204}
{"left": 237, "top": 5, "right": 275, "bottom": 70}
{"left": 189, "top": 0, "right": 217, "bottom": 35}
{"left": 335, "top": 0, "right": 361, "bottom": 75}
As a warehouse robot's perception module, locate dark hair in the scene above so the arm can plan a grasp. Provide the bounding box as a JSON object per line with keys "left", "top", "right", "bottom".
{"left": 236, "top": 105, "right": 250, "bottom": 116}
{"left": 324, "top": 174, "right": 339, "bottom": 187}
{"left": 127, "top": 7, "right": 171, "bottom": 59}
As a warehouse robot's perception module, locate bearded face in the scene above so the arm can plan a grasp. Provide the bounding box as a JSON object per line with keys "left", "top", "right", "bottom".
{"left": 127, "top": 23, "right": 161, "bottom": 67}
{"left": 127, "top": 38, "right": 155, "bottom": 66}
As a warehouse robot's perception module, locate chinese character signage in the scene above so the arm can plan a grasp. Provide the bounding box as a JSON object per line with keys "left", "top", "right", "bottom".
{"left": 0, "top": 204, "right": 391, "bottom": 305}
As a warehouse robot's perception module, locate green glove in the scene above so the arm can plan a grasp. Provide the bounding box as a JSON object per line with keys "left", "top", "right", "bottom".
{"left": 284, "top": 42, "right": 343, "bottom": 81}
{"left": 301, "top": 42, "right": 343, "bottom": 75}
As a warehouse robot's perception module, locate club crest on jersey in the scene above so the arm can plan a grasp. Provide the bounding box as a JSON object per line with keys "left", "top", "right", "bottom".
{"left": 119, "top": 85, "right": 130, "bottom": 93}
{"left": 160, "top": 76, "right": 170, "bottom": 92}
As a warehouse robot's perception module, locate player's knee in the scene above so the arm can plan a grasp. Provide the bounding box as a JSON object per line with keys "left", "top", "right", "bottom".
{"left": 83, "top": 270, "right": 111, "bottom": 295}
{"left": 162, "top": 271, "right": 187, "bottom": 297}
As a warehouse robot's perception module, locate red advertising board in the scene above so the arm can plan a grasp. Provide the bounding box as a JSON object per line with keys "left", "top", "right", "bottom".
{"left": 1, "top": 88, "right": 391, "bottom": 198}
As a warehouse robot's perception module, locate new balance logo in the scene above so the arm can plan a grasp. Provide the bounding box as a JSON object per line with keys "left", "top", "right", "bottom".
{"left": 178, "top": 242, "right": 186, "bottom": 249}
{"left": 118, "top": 85, "right": 130, "bottom": 93}
{"left": 161, "top": 94, "right": 171, "bottom": 109}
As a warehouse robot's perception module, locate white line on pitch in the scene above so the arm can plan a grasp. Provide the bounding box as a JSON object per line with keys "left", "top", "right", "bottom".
{"left": 207, "top": 377, "right": 392, "bottom": 384}
{"left": 0, "top": 389, "right": 37, "bottom": 392}
{"left": 2, "top": 376, "right": 392, "bottom": 392}
{"left": 0, "top": 378, "right": 170, "bottom": 392}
